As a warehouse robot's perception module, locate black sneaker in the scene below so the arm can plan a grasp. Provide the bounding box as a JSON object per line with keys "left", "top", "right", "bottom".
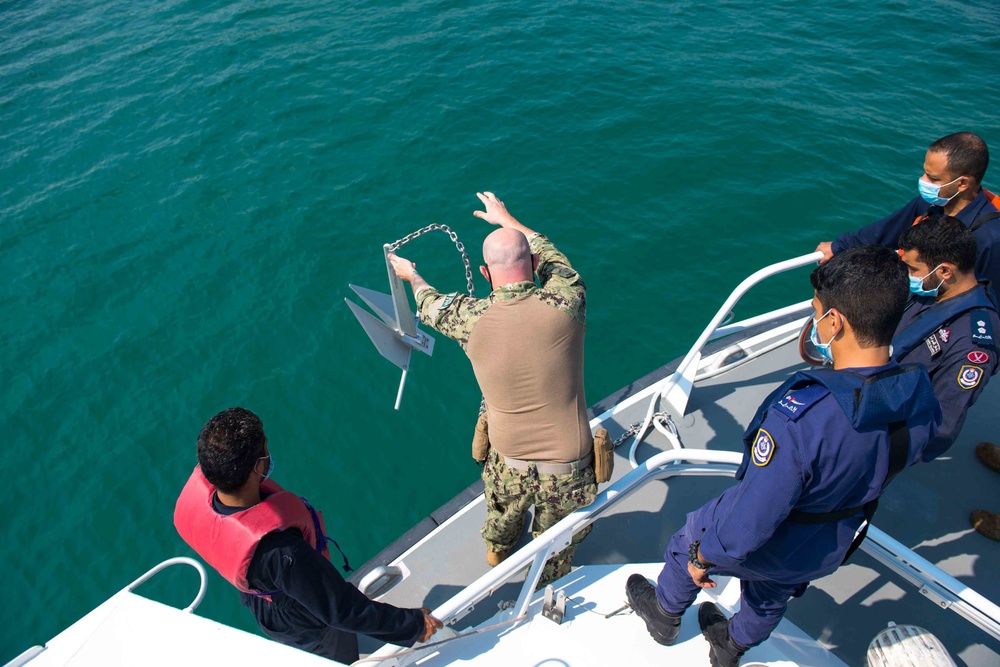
{"left": 625, "top": 574, "right": 682, "bottom": 646}
{"left": 698, "top": 602, "right": 747, "bottom": 667}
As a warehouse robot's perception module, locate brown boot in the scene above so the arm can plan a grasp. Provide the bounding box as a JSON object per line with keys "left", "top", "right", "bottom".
{"left": 975, "top": 442, "right": 1000, "bottom": 474}
{"left": 970, "top": 510, "right": 1000, "bottom": 541}
{"left": 486, "top": 550, "right": 510, "bottom": 567}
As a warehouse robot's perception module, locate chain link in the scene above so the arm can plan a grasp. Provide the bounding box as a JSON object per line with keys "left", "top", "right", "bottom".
{"left": 388, "top": 223, "right": 476, "bottom": 297}
{"left": 613, "top": 412, "right": 676, "bottom": 448}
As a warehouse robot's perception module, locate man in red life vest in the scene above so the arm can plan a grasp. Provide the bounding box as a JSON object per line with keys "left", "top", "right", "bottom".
{"left": 174, "top": 407, "right": 441, "bottom": 663}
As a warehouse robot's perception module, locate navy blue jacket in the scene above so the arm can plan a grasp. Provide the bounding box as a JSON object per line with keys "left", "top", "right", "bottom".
{"left": 832, "top": 190, "right": 1000, "bottom": 288}
{"left": 892, "top": 284, "right": 1000, "bottom": 461}
{"left": 693, "top": 363, "right": 940, "bottom": 585}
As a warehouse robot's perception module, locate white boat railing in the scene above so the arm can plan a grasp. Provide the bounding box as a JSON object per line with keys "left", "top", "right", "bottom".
{"left": 4, "top": 557, "right": 209, "bottom": 667}
{"left": 127, "top": 556, "right": 208, "bottom": 613}
{"left": 627, "top": 251, "right": 822, "bottom": 469}
{"left": 363, "top": 449, "right": 1000, "bottom": 665}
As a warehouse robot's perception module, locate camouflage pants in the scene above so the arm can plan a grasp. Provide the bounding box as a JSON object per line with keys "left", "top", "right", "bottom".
{"left": 481, "top": 448, "right": 597, "bottom": 587}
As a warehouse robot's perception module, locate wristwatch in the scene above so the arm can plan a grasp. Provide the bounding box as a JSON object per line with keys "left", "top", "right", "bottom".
{"left": 688, "top": 540, "right": 710, "bottom": 570}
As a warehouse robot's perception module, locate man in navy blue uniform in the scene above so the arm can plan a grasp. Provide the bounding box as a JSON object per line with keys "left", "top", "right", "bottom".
{"left": 892, "top": 215, "right": 1000, "bottom": 461}
{"left": 816, "top": 133, "right": 1000, "bottom": 287}
{"left": 625, "top": 247, "right": 941, "bottom": 667}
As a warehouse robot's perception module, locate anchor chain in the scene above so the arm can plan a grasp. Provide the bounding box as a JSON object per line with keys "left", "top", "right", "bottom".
{"left": 388, "top": 224, "right": 476, "bottom": 297}
{"left": 613, "top": 412, "right": 677, "bottom": 448}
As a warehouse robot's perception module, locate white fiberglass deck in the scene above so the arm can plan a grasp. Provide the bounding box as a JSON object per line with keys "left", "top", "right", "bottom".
{"left": 398, "top": 564, "right": 847, "bottom": 667}
{"left": 10, "top": 590, "right": 334, "bottom": 667}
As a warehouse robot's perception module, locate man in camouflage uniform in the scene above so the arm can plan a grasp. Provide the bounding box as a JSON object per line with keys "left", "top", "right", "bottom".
{"left": 389, "top": 191, "right": 596, "bottom": 586}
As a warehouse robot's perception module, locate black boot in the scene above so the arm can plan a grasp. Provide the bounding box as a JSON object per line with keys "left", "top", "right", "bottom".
{"left": 625, "top": 574, "right": 682, "bottom": 645}
{"left": 698, "top": 602, "right": 747, "bottom": 667}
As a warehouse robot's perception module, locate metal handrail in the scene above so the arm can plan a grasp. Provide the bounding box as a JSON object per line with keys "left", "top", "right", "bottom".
{"left": 364, "top": 448, "right": 1000, "bottom": 665}
{"left": 126, "top": 556, "right": 208, "bottom": 613}
{"left": 707, "top": 299, "right": 813, "bottom": 342}
{"left": 628, "top": 252, "right": 822, "bottom": 468}
{"left": 862, "top": 526, "right": 1000, "bottom": 639}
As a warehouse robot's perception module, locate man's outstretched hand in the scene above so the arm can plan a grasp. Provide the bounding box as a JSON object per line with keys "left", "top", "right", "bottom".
{"left": 474, "top": 191, "right": 536, "bottom": 237}
{"left": 474, "top": 191, "right": 518, "bottom": 227}
{"left": 418, "top": 608, "right": 444, "bottom": 642}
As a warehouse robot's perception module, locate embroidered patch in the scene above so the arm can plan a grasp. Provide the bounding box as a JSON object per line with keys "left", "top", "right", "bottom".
{"left": 968, "top": 350, "right": 990, "bottom": 365}
{"left": 958, "top": 365, "right": 984, "bottom": 390}
{"left": 777, "top": 393, "right": 807, "bottom": 415}
{"left": 971, "top": 314, "right": 995, "bottom": 344}
{"left": 772, "top": 383, "right": 828, "bottom": 421}
{"left": 752, "top": 429, "right": 775, "bottom": 467}
{"left": 938, "top": 328, "right": 951, "bottom": 343}
{"left": 440, "top": 292, "right": 458, "bottom": 308}
{"left": 925, "top": 334, "right": 941, "bottom": 356}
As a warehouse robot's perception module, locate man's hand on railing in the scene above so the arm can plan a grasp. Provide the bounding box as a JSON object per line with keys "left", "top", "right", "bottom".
{"left": 418, "top": 608, "right": 444, "bottom": 642}
{"left": 815, "top": 242, "right": 834, "bottom": 264}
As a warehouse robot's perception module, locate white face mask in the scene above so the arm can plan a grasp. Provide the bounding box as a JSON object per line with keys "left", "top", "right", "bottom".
{"left": 809, "top": 309, "right": 835, "bottom": 363}
{"left": 918, "top": 175, "right": 961, "bottom": 206}
{"left": 257, "top": 454, "right": 274, "bottom": 481}
{"left": 908, "top": 264, "right": 945, "bottom": 297}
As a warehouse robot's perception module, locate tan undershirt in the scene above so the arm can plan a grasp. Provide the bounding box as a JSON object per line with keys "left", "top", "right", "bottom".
{"left": 465, "top": 294, "right": 591, "bottom": 463}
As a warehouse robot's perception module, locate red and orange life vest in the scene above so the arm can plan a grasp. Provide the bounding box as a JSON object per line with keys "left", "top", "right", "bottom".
{"left": 174, "top": 465, "right": 330, "bottom": 594}
{"left": 912, "top": 188, "right": 1000, "bottom": 225}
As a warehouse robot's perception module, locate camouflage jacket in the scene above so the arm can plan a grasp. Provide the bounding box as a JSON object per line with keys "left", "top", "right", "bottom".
{"left": 416, "top": 234, "right": 586, "bottom": 349}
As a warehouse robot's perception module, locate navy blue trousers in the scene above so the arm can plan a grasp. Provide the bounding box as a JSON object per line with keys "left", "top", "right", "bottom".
{"left": 654, "top": 530, "right": 808, "bottom": 648}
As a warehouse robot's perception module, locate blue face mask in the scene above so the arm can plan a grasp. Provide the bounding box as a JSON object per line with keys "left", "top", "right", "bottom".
{"left": 809, "top": 309, "right": 835, "bottom": 364}
{"left": 918, "top": 176, "right": 961, "bottom": 206}
{"left": 909, "top": 264, "right": 944, "bottom": 297}
{"left": 257, "top": 454, "right": 275, "bottom": 481}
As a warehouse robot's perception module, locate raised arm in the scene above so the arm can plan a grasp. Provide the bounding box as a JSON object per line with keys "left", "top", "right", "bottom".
{"left": 473, "top": 191, "right": 585, "bottom": 322}
{"left": 473, "top": 191, "right": 537, "bottom": 237}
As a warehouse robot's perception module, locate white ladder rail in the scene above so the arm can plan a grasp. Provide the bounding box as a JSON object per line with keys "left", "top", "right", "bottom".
{"left": 363, "top": 449, "right": 1000, "bottom": 665}
{"left": 627, "top": 252, "right": 823, "bottom": 469}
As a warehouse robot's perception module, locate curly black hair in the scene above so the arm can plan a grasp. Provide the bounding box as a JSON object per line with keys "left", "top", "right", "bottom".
{"left": 197, "top": 407, "right": 266, "bottom": 493}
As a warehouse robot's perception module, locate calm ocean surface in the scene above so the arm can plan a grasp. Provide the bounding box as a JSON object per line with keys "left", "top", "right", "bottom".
{"left": 2, "top": 0, "right": 999, "bottom": 657}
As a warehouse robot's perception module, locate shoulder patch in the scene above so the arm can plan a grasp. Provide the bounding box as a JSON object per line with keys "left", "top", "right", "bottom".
{"left": 970, "top": 309, "right": 995, "bottom": 345}
{"left": 440, "top": 292, "right": 458, "bottom": 309}
{"left": 958, "top": 364, "right": 984, "bottom": 390}
{"left": 752, "top": 429, "right": 776, "bottom": 467}
{"left": 773, "top": 383, "right": 829, "bottom": 422}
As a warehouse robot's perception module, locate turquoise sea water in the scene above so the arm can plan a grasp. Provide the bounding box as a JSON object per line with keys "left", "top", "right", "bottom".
{"left": 3, "top": 0, "right": 999, "bottom": 658}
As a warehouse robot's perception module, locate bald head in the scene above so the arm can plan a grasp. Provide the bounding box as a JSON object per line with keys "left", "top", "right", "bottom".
{"left": 481, "top": 228, "right": 535, "bottom": 286}
{"left": 484, "top": 228, "right": 532, "bottom": 268}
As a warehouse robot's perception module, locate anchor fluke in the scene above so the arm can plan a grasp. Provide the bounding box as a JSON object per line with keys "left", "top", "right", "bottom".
{"left": 345, "top": 247, "right": 435, "bottom": 409}
{"left": 344, "top": 296, "right": 413, "bottom": 371}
